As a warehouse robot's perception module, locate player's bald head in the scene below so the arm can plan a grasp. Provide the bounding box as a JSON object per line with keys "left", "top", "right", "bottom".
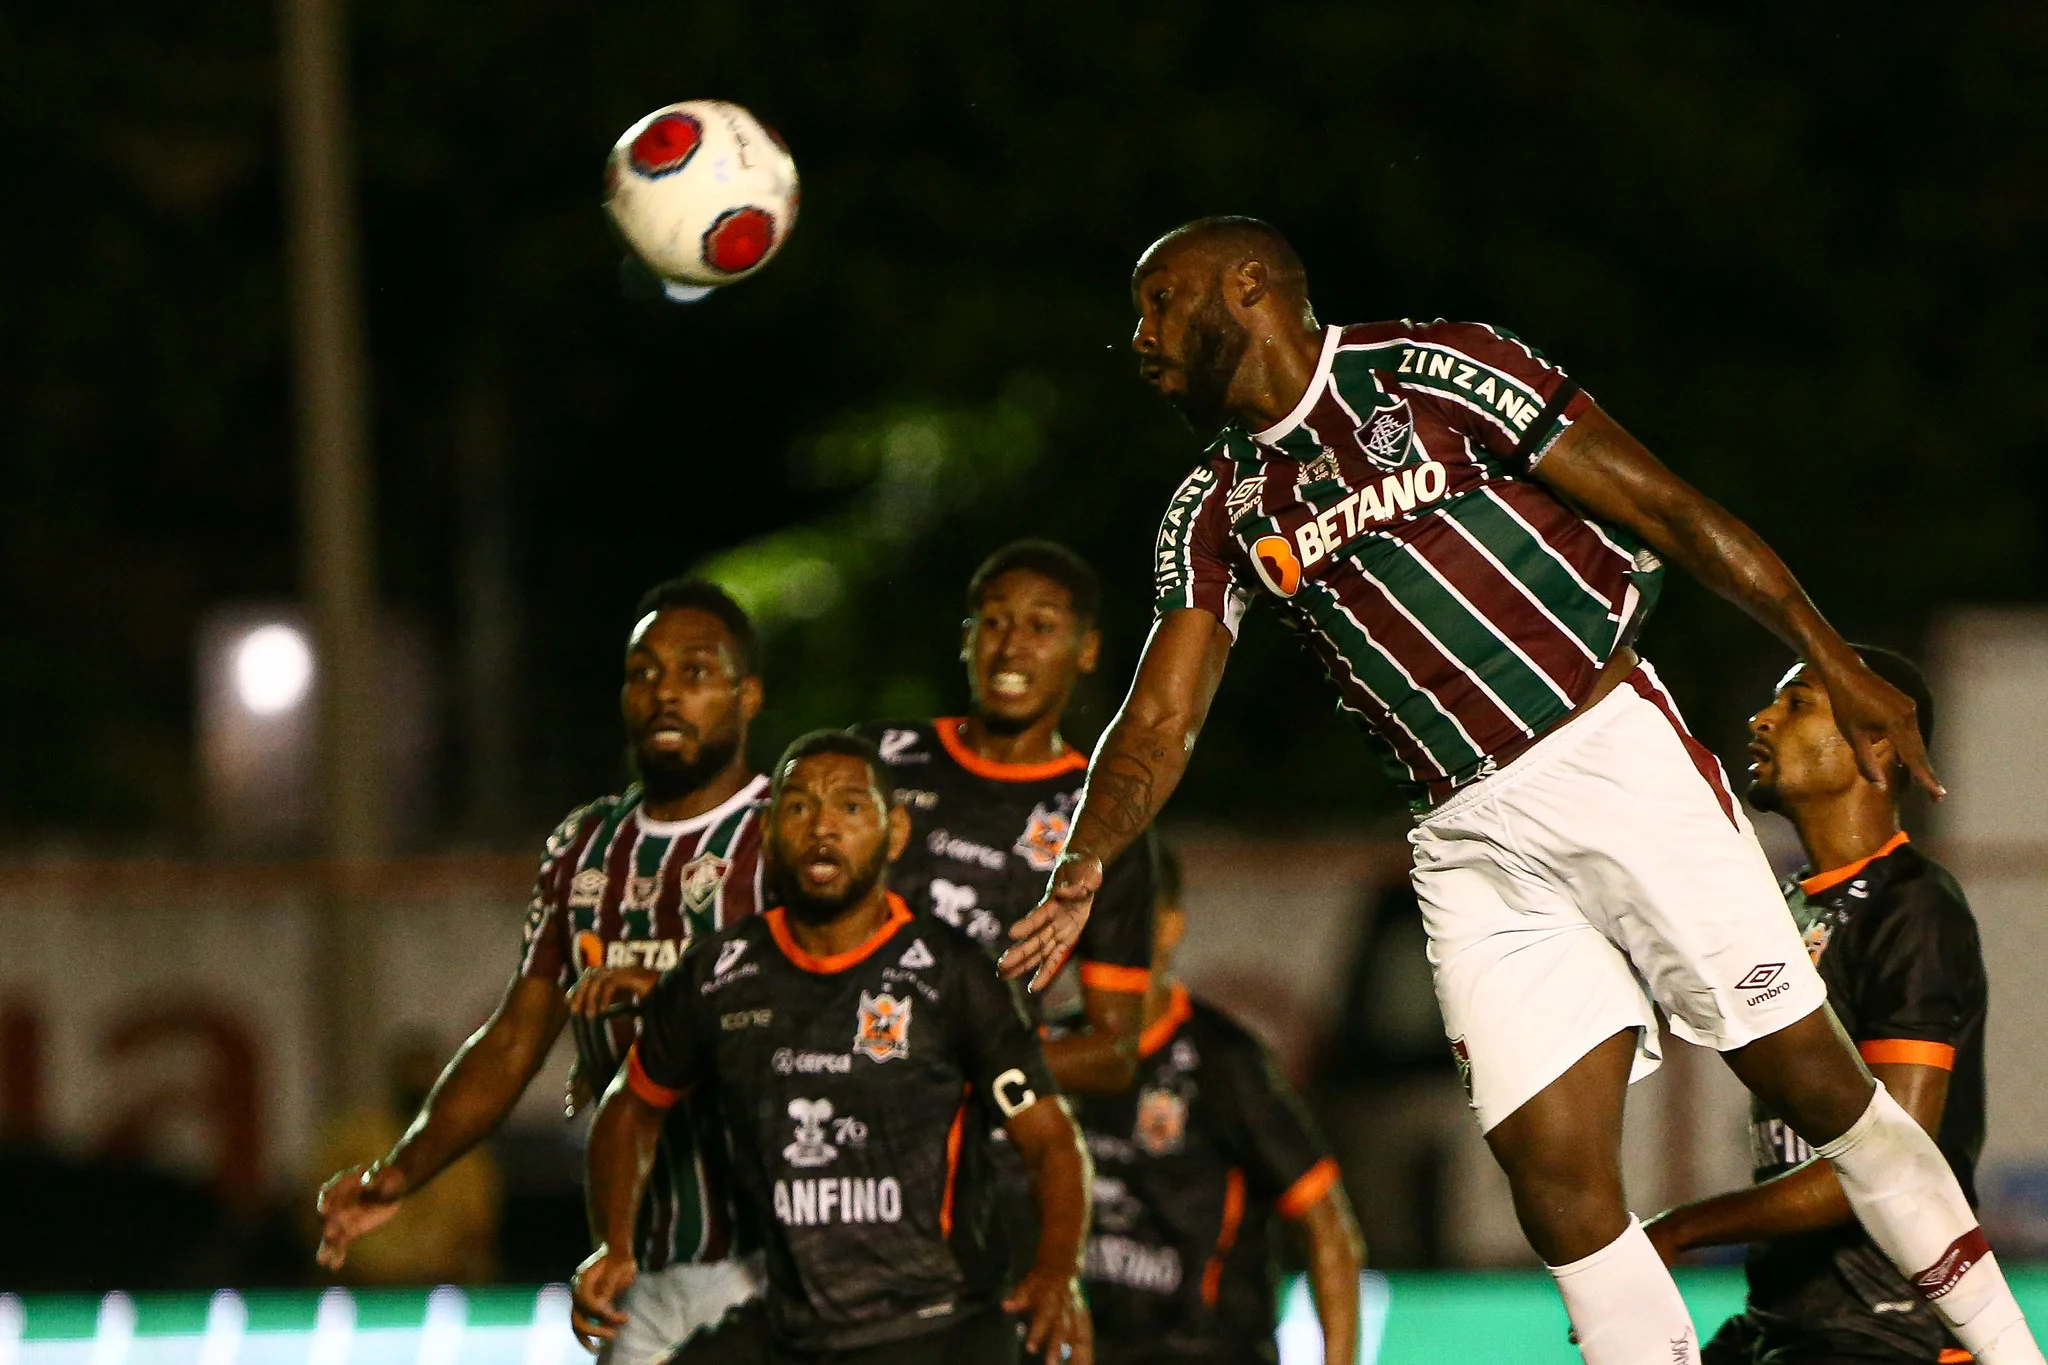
{"left": 1135, "top": 216, "right": 1309, "bottom": 303}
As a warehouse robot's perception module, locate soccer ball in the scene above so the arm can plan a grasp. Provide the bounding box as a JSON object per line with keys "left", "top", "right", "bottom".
{"left": 604, "top": 100, "right": 799, "bottom": 300}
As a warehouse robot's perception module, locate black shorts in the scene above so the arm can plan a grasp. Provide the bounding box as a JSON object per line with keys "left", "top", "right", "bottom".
{"left": 1704, "top": 1313, "right": 1942, "bottom": 1365}
{"left": 673, "top": 1298, "right": 1021, "bottom": 1365}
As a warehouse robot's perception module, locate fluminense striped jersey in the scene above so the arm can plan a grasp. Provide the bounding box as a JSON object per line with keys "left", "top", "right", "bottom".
{"left": 519, "top": 775, "right": 769, "bottom": 1268}
{"left": 1156, "top": 320, "right": 1665, "bottom": 806}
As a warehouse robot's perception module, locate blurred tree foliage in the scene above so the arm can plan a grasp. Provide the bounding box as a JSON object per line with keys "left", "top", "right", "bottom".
{"left": 3, "top": 2, "right": 2046, "bottom": 846}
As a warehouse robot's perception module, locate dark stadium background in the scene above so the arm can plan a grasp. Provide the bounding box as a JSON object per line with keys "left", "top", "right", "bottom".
{"left": 5, "top": 0, "right": 2048, "bottom": 1302}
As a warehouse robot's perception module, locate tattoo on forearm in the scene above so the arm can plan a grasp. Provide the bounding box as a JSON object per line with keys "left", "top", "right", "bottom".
{"left": 1074, "top": 730, "right": 1176, "bottom": 859}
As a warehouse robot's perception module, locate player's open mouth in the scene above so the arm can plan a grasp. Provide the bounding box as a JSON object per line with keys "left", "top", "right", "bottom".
{"left": 646, "top": 724, "right": 692, "bottom": 751}
{"left": 1747, "top": 741, "right": 1773, "bottom": 772}
{"left": 990, "top": 671, "right": 1030, "bottom": 698}
{"left": 799, "top": 850, "right": 845, "bottom": 883}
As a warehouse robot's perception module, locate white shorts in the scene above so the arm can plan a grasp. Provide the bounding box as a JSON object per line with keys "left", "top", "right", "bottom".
{"left": 599, "top": 1256, "right": 764, "bottom": 1365}
{"left": 1410, "top": 661, "right": 1826, "bottom": 1133}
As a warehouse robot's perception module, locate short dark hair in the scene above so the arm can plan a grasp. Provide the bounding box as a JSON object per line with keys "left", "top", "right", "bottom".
{"left": 1154, "top": 840, "right": 1183, "bottom": 911}
{"left": 771, "top": 729, "right": 887, "bottom": 804}
{"left": 632, "top": 577, "right": 758, "bottom": 677}
{"left": 1150, "top": 216, "right": 1309, "bottom": 300}
{"left": 967, "top": 540, "right": 1101, "bottom": 627}
{"left": 1849, "top": 644, "right": 1936, "bottom": 750}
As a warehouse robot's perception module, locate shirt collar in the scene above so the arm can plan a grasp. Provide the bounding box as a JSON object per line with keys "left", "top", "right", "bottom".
{"left": 1249, "top": 325, "right": 1343, "bottom": 446}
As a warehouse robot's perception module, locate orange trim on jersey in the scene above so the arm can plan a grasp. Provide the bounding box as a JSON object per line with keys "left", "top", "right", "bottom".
{"left": 1277, "top": 1157, "right": 1342, "bottom": 1220}
{"left": 765, "top": 893, "right": 913, "bottom": 974}
{"left": 934, "top": 717, "right": 1088, "bottom": 782}
{"left": 1860, "top": 1038, "right": 1957, "bottom": 1071}
{"left": 625, "top": 1044, "right": 683, "bottom": 1109}
{"left": 1079, "top": 962, "right": 1151, "bottom": 994}
{"left": 1800, "top": 831, "right": 1910, "bottom": 895}
{"left": 1201, "top": 1168, "right": 1247, "bottom": 1306}
{"left": 939, "top": 1088, "right": 969, "bottom": 1238}
{"left": 1938, "top": 1350, "right": 1973, "bottom": 1363}
{"left": 1139, "top": 985, "right": 1195, "bottom": 1059}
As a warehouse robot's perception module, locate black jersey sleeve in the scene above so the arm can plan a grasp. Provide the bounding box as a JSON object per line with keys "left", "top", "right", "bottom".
{"left": 1848, "top": 877, "right": 1986, "bottom": 1060}
{"left": 951, "top": 943, "right": 1060, "bottom": 1120}
{"left": 1205, "top": 1024, "right": 1341, "bottom": 1219}
{"left": 626, "top": 953, "right": 711, "bottom": 1108}
{"left": 1075, "top": 829, "right": 1158, "bottom": 992}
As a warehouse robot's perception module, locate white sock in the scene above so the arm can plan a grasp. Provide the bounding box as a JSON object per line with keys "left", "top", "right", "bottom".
{"left": 1817, "top": 1082, "right": 2044, "bottom": 1364}
{"left": 1548, "top": 1216, "right": 1699, "bottom": 1365}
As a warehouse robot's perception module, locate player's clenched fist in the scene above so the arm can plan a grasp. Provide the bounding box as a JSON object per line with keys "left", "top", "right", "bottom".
{"left": 570, "top": 1245, "right": 636, "bottom": 1352}
{"left": 1001, "top": 851, "right": 1103, "bottom": 991}
{"left": 314, "top": 1160, "right": 408, "bottom": 1270}
{"left": 1004, "top": 1266, "right": 1093, "bottom": 1365}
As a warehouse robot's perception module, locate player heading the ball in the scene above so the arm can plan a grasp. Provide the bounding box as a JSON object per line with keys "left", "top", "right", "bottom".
{"left": 1000, "top": 216, "right": 2041, "bottom": 1365}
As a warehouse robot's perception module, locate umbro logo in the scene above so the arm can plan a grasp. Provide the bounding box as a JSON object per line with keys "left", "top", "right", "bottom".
{"left": 715, "top": 939, "right": 750, "bottom": 976}
{"left": 898, "top": 938, "right": 935, "bottom": 970}
{"left": 1736, "top": 963, "right": 1784, "bottom": 991}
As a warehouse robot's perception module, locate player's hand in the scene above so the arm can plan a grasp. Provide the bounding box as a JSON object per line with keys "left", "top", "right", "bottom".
{"left": 568, "top": 966, "right": 660, "bottom": 1022}
{"left": 1003, "top": 1266, "right": 1092, "bottom": 1364}
{"left": 1000, "top": 852, "right": 1103, "bottom": 993}
{"left": 1813, "top": 653, "right": 1944, "bottom": 799}
{"left": 314, "top": 1160, "right": 408, "bottom": 1271}
{"left": 570, "top": 1244, "right": 636, "bottom": 1352}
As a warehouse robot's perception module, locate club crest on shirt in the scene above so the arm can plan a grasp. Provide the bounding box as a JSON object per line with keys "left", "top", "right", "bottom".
{"left": 1360, "top": 404, "right": 1415, "bottom": 469}
{"left": 855, "top": 991, "right": 913, "bottom": 1063}
{"left": 680, "top": 853, "right": 732, "bottom": 914}
{"left": 1133, "top": 1086, "right": 1189, "bottom": 1156}
{"left": 1803, "top": 920, "right": 1835, "bottom": 964}
{"left": 1014, "top": 794, "right": 1076, "bottom": 873}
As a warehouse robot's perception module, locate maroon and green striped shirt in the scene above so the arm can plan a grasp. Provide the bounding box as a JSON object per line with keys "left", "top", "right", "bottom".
{"left": 1155, "top": 320, "right": 1663, "bottom": 806}
{"left": 519, "top": 776, "right": 768, "bottom": 1268}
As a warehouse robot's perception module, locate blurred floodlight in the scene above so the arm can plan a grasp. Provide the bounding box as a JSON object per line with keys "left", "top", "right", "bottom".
{"left": 234, "top": 623, "right": 315, "bottom": 715}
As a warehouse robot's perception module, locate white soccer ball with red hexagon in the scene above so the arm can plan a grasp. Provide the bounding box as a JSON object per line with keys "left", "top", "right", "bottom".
{"left": 604, "top": 100, "right": 798, "bottom": 299}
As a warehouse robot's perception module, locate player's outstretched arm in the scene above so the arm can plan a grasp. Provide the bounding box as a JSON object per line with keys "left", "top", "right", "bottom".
{"left": 571, "top": 1070, "right": 667, "bottom": 1350}
{"left": 315, "top": 972, "right": 568, "bottom": 1270}
{"left": 1001, "top": 1094, "right": 1095, "bottom": 1365}
{"left": 1294, "top": 1186, "right": 1366, "bottom": 1365}
{"left": 1536, "top": 406, "right": 1941, "bottom": 798}
{"left": 1002, "top": 609, "right": 1232, "bottom": 986}
{"left": 1643, "top": 1061, "right": 1949, "bottom": 1262}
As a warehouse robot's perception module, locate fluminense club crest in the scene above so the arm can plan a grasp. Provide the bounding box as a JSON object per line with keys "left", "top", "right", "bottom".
{"left": 680, "top": 853, "right": 732, "bottom": 914}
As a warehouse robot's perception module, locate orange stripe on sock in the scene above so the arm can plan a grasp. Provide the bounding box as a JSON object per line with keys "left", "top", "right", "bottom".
{"left": 1859, "top": 1038, "right": 1956, "bottom": 1070}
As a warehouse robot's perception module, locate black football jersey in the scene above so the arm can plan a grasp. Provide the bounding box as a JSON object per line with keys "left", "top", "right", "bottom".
{"left": 857, "top": 718, "right": 1156, "bottom": 1009}
{"left": 1072, "top": 988, "right": 1340, "bottom": 1363}
{"left": 1733, "top": 835, "right": 1987, "bottom": 1362}
{"left": 629, "top": 894, "right": 1059, "bottom": 1354}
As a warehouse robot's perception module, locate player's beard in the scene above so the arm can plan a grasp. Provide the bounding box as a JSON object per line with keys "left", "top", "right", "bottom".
{"left": 1170, "top": 292, "right": 1252, "bottom": 433}
{"left": 1746, "top": 778, "right": 1782, "bottom": 814}
{"left": 632, "top": 725, "right": 741, "bottom": 806}
{"left": 778, "top": 846, "right": 889, "bottom": 927}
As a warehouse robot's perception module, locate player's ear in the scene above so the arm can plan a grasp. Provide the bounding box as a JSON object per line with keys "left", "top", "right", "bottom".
{"left": 1077, "top": 627, "right": 1101, "bottom": 675}
{"left": 885, "top": 802, "right": 912, "bottom": 864}
{"left": 1235, "top": 258, "right": 1268, "bottom": 310}
{"left": 739, "top": 675, "right": 764, "bottom": 723}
